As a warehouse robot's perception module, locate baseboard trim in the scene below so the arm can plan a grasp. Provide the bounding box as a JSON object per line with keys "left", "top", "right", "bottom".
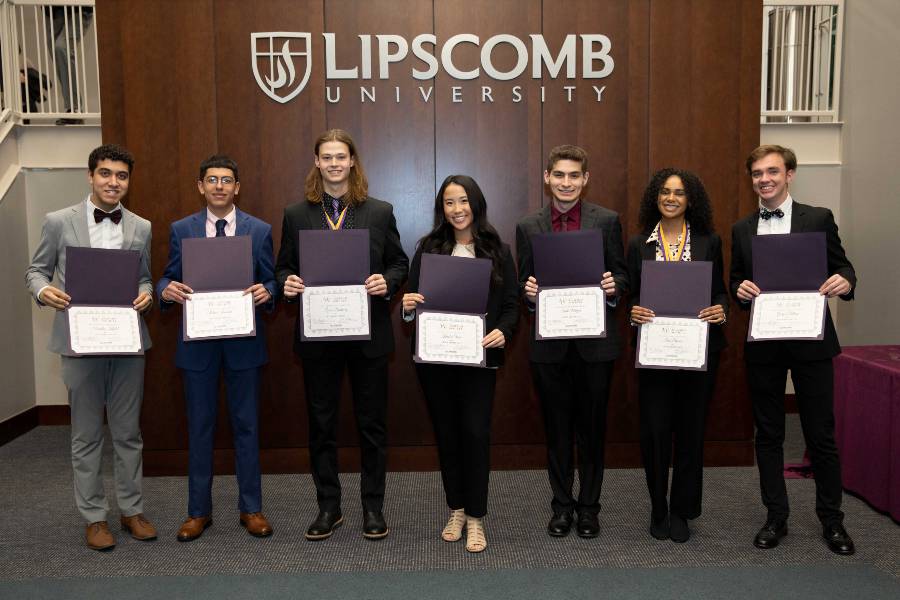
{"left": 37, "top": 405, "right": 71, "bottom": 425}
{"left": 0, "top": 407, "right": 38, "bottom": 447}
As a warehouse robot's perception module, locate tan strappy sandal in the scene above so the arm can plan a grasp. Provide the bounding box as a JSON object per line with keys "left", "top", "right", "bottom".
{"left": 441, "top": 509, "right": 466, "bottom": 542}
{"left": 465, "top": 516, "right": 487, "bottom": 553}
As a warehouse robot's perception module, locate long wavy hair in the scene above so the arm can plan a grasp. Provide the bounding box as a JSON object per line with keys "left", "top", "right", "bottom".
{"left": 304, "top": 129, "right": 369, "bottom": 205}
{"left": 418, "top": 175, "right": 505, "bottom": 287}
{"left": 637, "top": 168, "right": 714, "bottom": 235}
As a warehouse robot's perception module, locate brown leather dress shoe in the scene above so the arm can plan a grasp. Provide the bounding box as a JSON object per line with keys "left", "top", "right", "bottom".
{"left": 240, "top": 512, "right": 273, "bottom": 538}
{"left": 86, "top": 521, "right": 115, "bottom": 551}
{"left": 120, "top": 514, "right": 157, "bottom": 541}
{"left": 177, "top": 516, "right": 212, "bottom": 542}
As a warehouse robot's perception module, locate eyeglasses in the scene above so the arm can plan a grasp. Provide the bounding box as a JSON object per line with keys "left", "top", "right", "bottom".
{"left": 659, "top": 188, "right": 686, "bottom": 198}
{"left": 204, "top": 176, "right": 236, "bottom": 185}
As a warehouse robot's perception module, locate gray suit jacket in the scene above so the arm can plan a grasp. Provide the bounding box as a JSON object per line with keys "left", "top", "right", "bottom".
{"left": 25, "top": 199, "right": 153, "bottom": 355}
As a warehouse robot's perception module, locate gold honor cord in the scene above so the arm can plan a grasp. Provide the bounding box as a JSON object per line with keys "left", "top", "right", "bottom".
{"left": 324, "top": 205, "right": 349, "bottom": 230}
{"left": 658, "top": 221, "right": 687, "bottom": 262}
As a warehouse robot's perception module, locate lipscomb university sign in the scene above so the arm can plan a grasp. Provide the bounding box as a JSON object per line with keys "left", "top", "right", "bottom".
{"left": 251, "top": 32, "right": 615, "bottom": 104}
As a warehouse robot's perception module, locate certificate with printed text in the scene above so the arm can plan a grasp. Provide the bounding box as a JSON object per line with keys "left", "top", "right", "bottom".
{"left": 68, "top": 306, "right": 142, "bottom": 355}
{"left": 637, "top": 317, "right": 709, "bottom": 371}
{"left": 536, "top": 285, "right": 606, "bottom": 339}
{"left": 749, "top": 292, "right": 826, "bottom": 341}
{"left": 184, "top": 291, "right": 255, "bottom": 340}
{"left": 415, "top": 311, "right": 485, "bottom": 367}
{"left": 301, "top": 284, "right": 371, "bottom": 340}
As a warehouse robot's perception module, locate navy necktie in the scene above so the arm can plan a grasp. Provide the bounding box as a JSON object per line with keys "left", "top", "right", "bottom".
{"left": 215, "top": 219, "right": 227, "bottom": 237}
{"left": 760, "top": 207, "right": 784, "bottom": 221}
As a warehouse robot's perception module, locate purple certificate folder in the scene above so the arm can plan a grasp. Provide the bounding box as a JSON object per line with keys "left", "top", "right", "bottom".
{"left": 532, "top": 229, "right": 605, "bottom": 286}
{"left": 297, "top": 229, "right": 371, "bottom": 341}
{"left": 181, "top": 235, "right": 256, "bottom": 341}
{"left": 751, "top": 232, "right": 827, "bottom": 291}
{"left": 65, "top": 246, "right": 143, "bottom": 355}
{"left": 749, "top": 232, "right": 827, "bottom": 342}
{"left": 183, "top": 236, "right": 253, "bottom": 291}
{"left": 418, "top": 253, "right": 491, "bottom": 314}
{"left": 635, "top": 260, "right": 711, "bottom": 371}
{"left": 414, "top": 254, "right": 491, "bottom": 368}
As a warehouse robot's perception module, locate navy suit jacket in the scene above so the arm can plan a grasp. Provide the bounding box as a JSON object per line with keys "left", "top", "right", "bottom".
{"left": 157, "top": 208, "right": 277, "bottom": 371}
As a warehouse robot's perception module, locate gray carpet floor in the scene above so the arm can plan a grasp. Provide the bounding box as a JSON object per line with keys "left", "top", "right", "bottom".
{"left": 1, "top": 417, "right": 898, "bottom": 599}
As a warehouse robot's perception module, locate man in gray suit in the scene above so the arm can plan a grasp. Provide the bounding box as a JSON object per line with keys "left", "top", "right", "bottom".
{"left": 25, "top": 144, "right": 157, "bottom": 551}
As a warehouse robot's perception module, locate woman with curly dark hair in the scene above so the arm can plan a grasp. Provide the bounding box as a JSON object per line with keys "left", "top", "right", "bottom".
{"left": 626, "top": 168, "right": 729, "bottom": 543}
{"left": 402, "top": 175, "right": 518, "bottom": 553}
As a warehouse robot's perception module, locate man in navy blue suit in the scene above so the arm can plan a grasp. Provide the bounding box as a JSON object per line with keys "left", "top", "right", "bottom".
{"left": 158, "top": 155, "right": 277, "bottom": 541}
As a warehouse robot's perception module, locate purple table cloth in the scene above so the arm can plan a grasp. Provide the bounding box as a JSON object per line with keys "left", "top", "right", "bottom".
{"left": 833, "top": 345, "right": 900, "bottom": 521}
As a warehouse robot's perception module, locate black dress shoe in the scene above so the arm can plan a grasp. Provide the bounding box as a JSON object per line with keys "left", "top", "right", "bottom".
{"left": 650, "top": 515, "right": 670, "bottom": 540}
{"left": 547, "top": 512, "right": 573, "bottom": 537}
{"left": 822, "top": 523, "right": 855, "bottom": 555}
{"left": 305, "top": 511, "right": 343, "bottom": 540}
{"left": 363, "top": 511, "right": 389, "bottom": 540}
{"left": 576, "top": 512, "right": 599, "bottom": 538}
{"left": 669, "top": 514, "right": 690, "bottom": 543}
{"left": 753, "top": 519, "right": 787, "bottom": 549}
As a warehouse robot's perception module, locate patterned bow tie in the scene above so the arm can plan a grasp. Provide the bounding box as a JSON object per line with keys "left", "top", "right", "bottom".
{"left": 93, "top": 208, "right": 123, "bottom": 224}
{"left": 760, "top": 207, "right": 784, "bottom": 220}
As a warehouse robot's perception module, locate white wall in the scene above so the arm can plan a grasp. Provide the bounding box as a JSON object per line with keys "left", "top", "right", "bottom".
{"left": 25, "top": 168, "right": 92, "bottom": 405}
{"left": 836, "top": 0, "right": 900, "bottom": 345}
{"left": 0, "top": 172, "right": 37, "bottom": 421}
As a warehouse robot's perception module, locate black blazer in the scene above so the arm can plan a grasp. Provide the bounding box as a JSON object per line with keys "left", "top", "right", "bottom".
{"left": 515, "top": 202, "right": 629, "bottom": 363}
{"left": 407, "top": 243, "right": 519, "bottom": 368}
{"left": 729, "top": 201, "right": 856, "bottom": 364}
{"left": 275, "top": 197, "right": 409, "bottom": 359}
{"left": 626, "top": 230, "right": 730, "bottom": 354}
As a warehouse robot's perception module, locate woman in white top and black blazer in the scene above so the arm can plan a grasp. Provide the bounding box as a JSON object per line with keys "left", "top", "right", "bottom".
{"left": 402, "top": 175, "right": 518, "bottom": 553}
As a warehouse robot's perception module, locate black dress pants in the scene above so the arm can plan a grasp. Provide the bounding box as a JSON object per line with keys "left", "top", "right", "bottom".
{"left": 748, "top": 356, "right": 844, "bottom": 526}
{"left": 638, "top": 352, "right": 720, "bottom": 521}
{"left": 416, "top": 363, "right": 496, "bottom": 518}
{"left": 302, "top": 349, "right": 388, "bottom": 513}
{"left": 531, "top": 346, "right": 613, "bottom": 516}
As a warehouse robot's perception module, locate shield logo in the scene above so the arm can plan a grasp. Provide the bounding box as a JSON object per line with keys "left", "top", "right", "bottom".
{"left": 251, "top": 32, "right": 312, "bottom": 104}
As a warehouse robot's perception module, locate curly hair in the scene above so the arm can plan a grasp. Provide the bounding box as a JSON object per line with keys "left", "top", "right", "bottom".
{"left": 637, "top": 168, "right": 714, "bottom": 235}
{"left": 418, "top": 175, "right": 505, "bottom": 288}
{"left": 88, "top": 144, "right": 134, "bottom": 173}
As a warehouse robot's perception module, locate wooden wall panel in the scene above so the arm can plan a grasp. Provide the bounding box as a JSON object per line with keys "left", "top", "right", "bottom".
{"left": 96, "top": 0, "right": 759, "bottom": 474}
{"left": 433, "top": 0, "right": 544, "bottom": 445}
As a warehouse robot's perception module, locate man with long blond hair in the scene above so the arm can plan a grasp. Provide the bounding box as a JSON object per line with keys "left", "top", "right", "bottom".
{"left": 275, "top": 129, "right": 408, "bottom": 541}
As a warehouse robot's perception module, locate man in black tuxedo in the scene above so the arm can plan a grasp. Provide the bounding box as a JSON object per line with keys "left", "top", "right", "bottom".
{"left": 730, "top": 144, "right": 856, "bottom": 555}
{"left": 515, "top": 145, "right": 628, "bottom": 538}
{"left": 276, "top": 129, "right": 408, "bottom": 541}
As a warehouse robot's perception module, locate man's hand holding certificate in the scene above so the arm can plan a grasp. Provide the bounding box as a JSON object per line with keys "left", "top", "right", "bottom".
{"left": 179, "top": 236, "right": 257, "bottom": 340}
{"left": 744, "top": 232, "right": 830, "bottom": 341}
{"left": 409, "top": 253, "right": 492, "bottom": 367}
{"left": 296, "top": 229, "right": 371, "bottom": 340}
{"left": 65, "top": 247, "right": 144, "bottom": 355}
{"left": 530, "top": 229, "right": 609, "bottom": 340}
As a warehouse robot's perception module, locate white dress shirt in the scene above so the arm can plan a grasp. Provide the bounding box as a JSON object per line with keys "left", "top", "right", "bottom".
{"left": 86, "top": 196, "right": 124, "bottom": 250}
{"left": 205, "top": 206, "right": 236, "bottom": 237}
{"left": 756, "top": 194, "right": 793, "bottom": 236}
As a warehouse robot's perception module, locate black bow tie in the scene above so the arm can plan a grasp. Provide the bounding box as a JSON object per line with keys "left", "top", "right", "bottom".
{"left": 94, "top": 208, "right": 123, "bottom": 224}
{"left": 760, "top": 207, "right": 784, "bottom": 220}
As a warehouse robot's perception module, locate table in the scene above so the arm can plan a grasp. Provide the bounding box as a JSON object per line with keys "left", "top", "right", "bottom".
{"left": 833, "top": 345, "right": 900, "bottom": 521}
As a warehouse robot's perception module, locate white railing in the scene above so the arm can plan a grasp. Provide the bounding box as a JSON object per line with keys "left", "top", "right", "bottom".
{"left": 0, "top": 0, "right": 99, "bottom": 126}
{"left": 761, "top": 0, "right": 843, "bottom": 123}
